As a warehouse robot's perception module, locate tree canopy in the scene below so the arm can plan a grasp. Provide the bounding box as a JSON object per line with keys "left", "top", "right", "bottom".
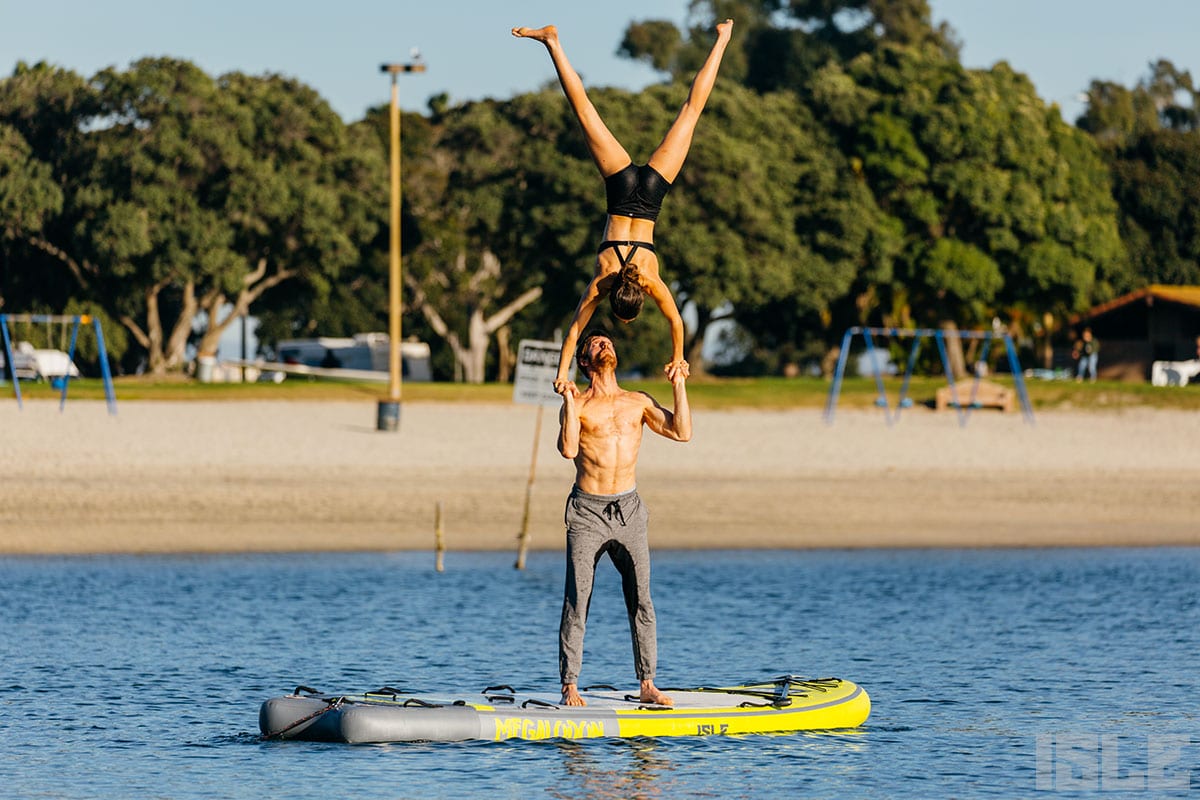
{"left": 1, "top": 4, "right": 1194, "bottom": 381}
{"left": 0, "top": 59, "right": 383, "bottom": 374}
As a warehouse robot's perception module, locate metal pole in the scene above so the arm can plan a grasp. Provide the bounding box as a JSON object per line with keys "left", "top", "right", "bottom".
{"left": 0, "top": 314, "right": 23, "bottom": 410}
{"left": 822, "top": 327, "right": 856, "bottom": 425}
{"left": 61, "top": 317, "right": 81, "bottom": 412}
{"left": 1005, "top": 333, "right": 1036, "bottom": 425}
{"left": 240, "top": 313, "right": 247, "bottom": 384}
{"left": 93, "top": 316, "right": 118, "bottom": 415}
{"left": 377, "top": 59, "right": 425, "bottom": 432}
{"left": 862, "top": 327, "right": 893, "bottom": 425}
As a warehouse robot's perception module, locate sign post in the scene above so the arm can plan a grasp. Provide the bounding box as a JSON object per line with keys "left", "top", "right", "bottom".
{"left": 512, "top": 340, "right": 572, "bottom": 570}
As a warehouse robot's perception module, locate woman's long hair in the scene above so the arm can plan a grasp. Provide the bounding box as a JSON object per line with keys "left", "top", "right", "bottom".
{"left": 609, "top": 263, "right": 644, "bottom": 322}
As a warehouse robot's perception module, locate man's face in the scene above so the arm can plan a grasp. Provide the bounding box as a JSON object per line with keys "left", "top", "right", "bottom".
{"left": 586, "top": 336, "right": 617, "bottom": 371}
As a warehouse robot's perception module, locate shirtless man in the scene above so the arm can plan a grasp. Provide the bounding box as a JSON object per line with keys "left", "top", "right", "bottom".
{"left": 556, "top": 331, "right": 692, "bottom": 707}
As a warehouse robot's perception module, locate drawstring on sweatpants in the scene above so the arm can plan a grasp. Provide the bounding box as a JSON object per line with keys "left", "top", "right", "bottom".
{"left": 603, "top": 500, "right": 627, "bottom": 526}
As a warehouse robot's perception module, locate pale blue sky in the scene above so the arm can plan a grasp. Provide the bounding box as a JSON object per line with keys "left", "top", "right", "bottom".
{"left": 3, "top": 1, "right": 1199, "bottom": 126}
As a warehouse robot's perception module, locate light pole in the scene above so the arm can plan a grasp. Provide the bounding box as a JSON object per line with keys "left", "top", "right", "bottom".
{"left": 376, "top": 57, "right": 425, "bottom": 432}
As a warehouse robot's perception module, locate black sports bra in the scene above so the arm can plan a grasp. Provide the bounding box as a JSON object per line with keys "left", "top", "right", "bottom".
{"left": 604, "top": 163, "right": 672, "bottom": 222}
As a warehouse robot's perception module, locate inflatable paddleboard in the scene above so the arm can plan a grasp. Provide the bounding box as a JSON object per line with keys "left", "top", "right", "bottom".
{"left": 260, "top": 676, "right": 870, "bottom": 743}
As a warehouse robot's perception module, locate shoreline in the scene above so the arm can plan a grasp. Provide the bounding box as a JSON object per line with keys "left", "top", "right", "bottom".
{"left": 2, "top": 400, "right": 1197, "bottom": 555}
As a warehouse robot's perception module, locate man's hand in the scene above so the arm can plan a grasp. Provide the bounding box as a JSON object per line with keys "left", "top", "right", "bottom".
{"left": 554, "top": 378, "right": 579, "bottom": 397}
{"left": 664, "top": 359, "right": 690, "bottom": 382}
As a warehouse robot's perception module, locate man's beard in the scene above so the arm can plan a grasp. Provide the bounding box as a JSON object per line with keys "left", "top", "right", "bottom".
{"left": 593, "top": 349, "right": 617, "bottom": 371}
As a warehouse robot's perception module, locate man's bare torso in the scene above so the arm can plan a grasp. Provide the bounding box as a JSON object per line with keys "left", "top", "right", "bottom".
{"left": 572, "top": 388, "right": 649, "bottom": 495}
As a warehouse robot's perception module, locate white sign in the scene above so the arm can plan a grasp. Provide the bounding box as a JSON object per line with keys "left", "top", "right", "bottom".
{"left": 513, "top": 339, "right": 572, "bottom": 407}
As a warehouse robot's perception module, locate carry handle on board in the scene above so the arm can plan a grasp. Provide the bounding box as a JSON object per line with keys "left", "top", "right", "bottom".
{"left": 521, "top": 698, "right": 559, "bottom": 709}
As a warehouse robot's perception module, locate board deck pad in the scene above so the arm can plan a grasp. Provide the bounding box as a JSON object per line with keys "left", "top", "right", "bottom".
{"left": 259, "top": 676, "right": 871, "bottom": 742}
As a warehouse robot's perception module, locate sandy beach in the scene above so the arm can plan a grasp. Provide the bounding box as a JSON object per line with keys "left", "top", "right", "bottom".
{"left": 1, "top": 399, "right": 1197, "bottom": 554}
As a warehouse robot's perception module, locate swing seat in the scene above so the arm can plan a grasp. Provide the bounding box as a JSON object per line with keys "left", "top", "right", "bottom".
{"left": 935, "top": 380, "right": 1014, "bottom": 413}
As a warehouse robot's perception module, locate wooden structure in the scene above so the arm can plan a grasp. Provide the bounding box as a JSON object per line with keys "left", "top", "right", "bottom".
{"left": 1072, "top": 285, "right": 1200, "bottom": 381}
{"left": 935, "top": 380, "right": 1014, "bottom": 413}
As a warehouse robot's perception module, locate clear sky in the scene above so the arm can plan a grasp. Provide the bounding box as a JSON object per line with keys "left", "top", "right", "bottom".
{"left": 3, "top": 0, "right": 1199, "bottom": 126}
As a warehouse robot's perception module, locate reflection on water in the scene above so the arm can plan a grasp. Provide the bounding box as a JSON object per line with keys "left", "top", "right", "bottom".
{"left": 1, "top": 548, "right": 1197, "bottom": 799}
{"left": 547, "top": 739, "right": 673, "bottom": 800}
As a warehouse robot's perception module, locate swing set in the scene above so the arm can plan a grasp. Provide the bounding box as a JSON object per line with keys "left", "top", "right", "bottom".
{"left": 0, "top": 313, "right": 117, "bottom": 414}
{"left": 823, "top": 326, "right": 1034, "bottom": 427}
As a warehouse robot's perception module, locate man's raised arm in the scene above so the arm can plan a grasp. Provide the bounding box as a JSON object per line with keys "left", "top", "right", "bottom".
{"left": 558, "top": 387, "right": 581, "bottom": 458}
{"left": 644, "top": 372, "right": 692, "bottom": 442}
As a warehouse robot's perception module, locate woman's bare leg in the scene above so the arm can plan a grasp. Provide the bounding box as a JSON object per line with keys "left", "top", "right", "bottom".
{"left": 513, "top": 25, "right": 631, "bottom": 176}
{"left": 647, "top": 19, "right": 734, "bottom": 183}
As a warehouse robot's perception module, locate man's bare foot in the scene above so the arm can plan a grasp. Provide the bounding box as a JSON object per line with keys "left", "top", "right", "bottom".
{"left": 512, "top": 25, "right": 558, "bottom": 44}
{"left": 639, "top": 680, "right": 673, "bottom": 706}
{"left": 561, "top": 684, "right": 586, "bottom": 706}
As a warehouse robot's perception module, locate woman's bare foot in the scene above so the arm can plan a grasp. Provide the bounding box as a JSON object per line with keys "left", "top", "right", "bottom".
{"left": 561, "top": 683, "right": 586, "bottom": 706}
{"left": 512, "top": 25, "right": 558, "bottom": 45}
{"left": 639, "top": 679, "right": 673, "bottom": 706}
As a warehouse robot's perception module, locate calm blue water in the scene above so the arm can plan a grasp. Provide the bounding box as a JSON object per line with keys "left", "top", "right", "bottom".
{"left": 2, "top": 548, "right": 1197, "bottom": 799}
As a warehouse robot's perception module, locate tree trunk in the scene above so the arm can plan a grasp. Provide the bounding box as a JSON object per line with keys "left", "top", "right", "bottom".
{"left": 940, "top": 320, "right": 967, "bottom": 379}
{"left": 404, "top": 250, "right": 542, "bottom": 384}
{"left": 684, "top": 305, "right": 710, "bottom": 378}
{"left": 162, "top": 280, "right": 197, "bottom": 372}
{"left": 193, "top": 257, "right": 295, "bottom": 358}
{"left": 192, "top": 291, "right": 229, "bottom": 361}
{"left": 1040, "top": 311, "right": 1056, "bottom": 369}
{"left": 496, "top": 325, "right": 516, "bottom": 383}
{"left": 119, "top": 279, "right": 196, "bottom": 375}
{"left": 821, "top": 344, "right": 842, "bottom": 378}
{"left": 463, "top": 307, "right": 488, "bottom": 383}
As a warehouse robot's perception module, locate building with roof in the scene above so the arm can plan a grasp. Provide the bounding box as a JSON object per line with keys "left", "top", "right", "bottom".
{"left": 1071, "top": 285, "right": 1200, "bottom": 381}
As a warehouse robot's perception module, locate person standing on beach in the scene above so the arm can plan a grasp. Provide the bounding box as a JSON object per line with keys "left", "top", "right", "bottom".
{"left": 556, "top": 331, "right": 691, "bottom": 707}
{"left": 1073, "top": 327, "right": 1099, "bottom": 382}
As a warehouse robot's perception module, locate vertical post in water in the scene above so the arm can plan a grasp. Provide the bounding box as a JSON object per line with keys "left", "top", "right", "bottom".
{"left": 434, "top": 501, "right": 445, "bottom": 572}
{"left": 514, "top": 404, "right": 545, "bottom": 570}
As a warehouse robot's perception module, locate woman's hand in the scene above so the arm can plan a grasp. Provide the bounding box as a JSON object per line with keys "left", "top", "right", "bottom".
{"left": 664, "top": 359, "right": 690, "bottom": 381}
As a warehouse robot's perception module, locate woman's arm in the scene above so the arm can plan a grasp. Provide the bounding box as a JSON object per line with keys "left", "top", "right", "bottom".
{"left": 643, "top": 273, "right": 689, "bottom": 379}
{"left": 556, "top": 277, "right": 604, "bottom": 391}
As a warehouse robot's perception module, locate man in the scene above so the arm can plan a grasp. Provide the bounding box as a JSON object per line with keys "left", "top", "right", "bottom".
{"left": 1073, "top": 327, "right": 1099, "bottom": 383}
{"left": 556, "top": 331, "right": 691, "bottom": 707}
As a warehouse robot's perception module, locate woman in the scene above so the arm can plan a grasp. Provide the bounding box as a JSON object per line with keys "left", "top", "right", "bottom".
{"left": 512, "top": 20, "right": 734, "bottom": 393}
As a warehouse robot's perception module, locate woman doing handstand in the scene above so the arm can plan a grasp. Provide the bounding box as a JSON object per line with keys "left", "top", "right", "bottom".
{"left": 512, "top": 20, "right": 734, "bottom": 394}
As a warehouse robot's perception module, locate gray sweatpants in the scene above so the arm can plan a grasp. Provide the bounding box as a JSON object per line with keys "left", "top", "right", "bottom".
{"left": 559, "top": 486, "right": 657, "bottom": 685}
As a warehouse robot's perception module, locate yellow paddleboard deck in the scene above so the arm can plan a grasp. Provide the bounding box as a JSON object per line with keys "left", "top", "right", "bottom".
{"left": 260, "top": 676, "right": 870, "bottom": 743}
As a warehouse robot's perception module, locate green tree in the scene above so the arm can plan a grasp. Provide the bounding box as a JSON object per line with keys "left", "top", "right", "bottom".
{"left": 188, "top": 71, "right": 385, "bottom": 361}
{"left": 1080, "top": 60, "right": 1200, "bottom": 286}
{"left": 0, "top": 63, "right": 101, "bottom": 321}
{"left": 0, "top": 59, "right": 382, "bottom": 374}
{"left": 377, "top": 97, "right": 555, "bottom": 383}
